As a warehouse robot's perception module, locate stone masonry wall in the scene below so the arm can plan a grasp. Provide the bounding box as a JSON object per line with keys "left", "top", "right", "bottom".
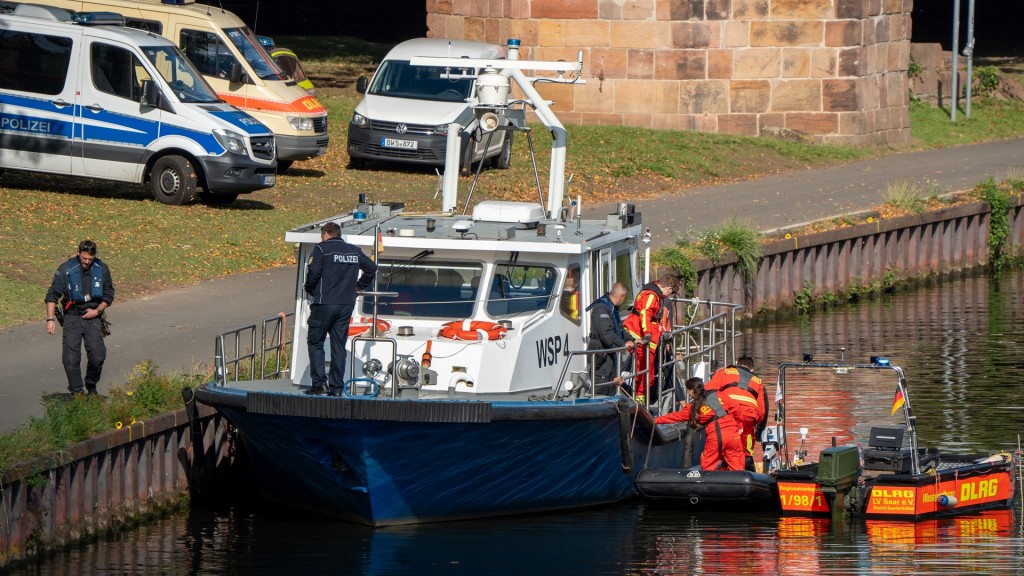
{"left": 426, "top": 0, "right": 913, "bottom": 145}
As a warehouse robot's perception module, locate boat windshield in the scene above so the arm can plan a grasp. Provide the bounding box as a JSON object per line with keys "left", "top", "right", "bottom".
{"left": 140, "top": 46, "right": 220, "bottom": 103}
{"left": 223, "top": 27, "right": 287, "bottom": 81}
{"left": 368, "top": 60, "right": 474, "bottom": 102}
{"left": 362, "top": 261, "right": 482, "bottom": 318}
{"left": 486, "top": 263, "right": 557, "bottom": 317}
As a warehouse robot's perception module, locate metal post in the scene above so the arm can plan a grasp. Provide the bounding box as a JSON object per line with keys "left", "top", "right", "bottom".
{"left": 951, "top": 0, "right": 960, "bottom": 121}
{"left": 964, "top": 0, "right": 976, "bottom": 117}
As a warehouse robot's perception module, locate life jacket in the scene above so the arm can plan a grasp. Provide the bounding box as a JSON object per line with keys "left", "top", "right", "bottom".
{"left": 62, "top": 258, "right": 105, "bottom": 303}
{"left": 623, "top": 283, "right": 664, "bottom": 339}
{"left": 586, "top": 294, "right": 625, "bottom": 340}
{"left": 703, "top": 391, "right": 729, "bottom": 419}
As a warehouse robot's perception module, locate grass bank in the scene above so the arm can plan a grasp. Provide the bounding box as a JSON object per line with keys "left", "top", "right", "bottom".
{"left": 3, "top": 37, "right": 1024, "bottom": 329}
{"left": 0, "top": 361, "right": 207, "bottom": 471}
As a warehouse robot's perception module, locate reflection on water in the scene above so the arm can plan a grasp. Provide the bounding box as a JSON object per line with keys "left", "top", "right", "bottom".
{"left": 11, "top": 271, "right": 1024, "bottom": 575}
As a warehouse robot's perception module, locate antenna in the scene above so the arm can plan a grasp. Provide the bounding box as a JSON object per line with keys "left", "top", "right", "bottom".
{"left": 252, "top": 1, "right": 259, "bottom": 34}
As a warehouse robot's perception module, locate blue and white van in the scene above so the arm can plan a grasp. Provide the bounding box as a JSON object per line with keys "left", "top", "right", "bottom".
{"left": 0, "top": 3, "right": 276, "bottom": 204}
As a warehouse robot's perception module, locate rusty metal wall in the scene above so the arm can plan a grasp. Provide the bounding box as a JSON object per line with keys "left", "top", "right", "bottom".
{"left": 0, "top": 406, "right": 232, "bottom": 567}
{"left": 694, "top": 198, "right": 1024, "bottom": 313}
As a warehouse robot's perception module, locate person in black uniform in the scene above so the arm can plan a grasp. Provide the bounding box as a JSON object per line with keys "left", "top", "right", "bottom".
{"left": 304, "top": 222, "right": 377, "bottom": 396}
{"left": 44, "top": 239, "right": 115, "bottom": 395}
{"left": 586, "top": 282, "right": 634, "bottom": 388}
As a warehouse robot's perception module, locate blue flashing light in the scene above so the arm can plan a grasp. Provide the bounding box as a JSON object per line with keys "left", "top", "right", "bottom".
{"left": 72, "top": 11, "right": 125, "bottom": 25}
{"left": 870, "top": 356, "right": 890, "bottom": 366}
{"left": 257, "top": 35, "right": 274, "bottom": 48}
{"left": 507, "top": 38, "right": 520, "bottom": 47}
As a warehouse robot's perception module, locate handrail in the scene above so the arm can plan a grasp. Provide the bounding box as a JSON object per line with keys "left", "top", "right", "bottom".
{"left": 552, "top": 298, "right": 741, "bottom": 413}
{"left": 214, "top": 312, "right": 294, "bottom": 386}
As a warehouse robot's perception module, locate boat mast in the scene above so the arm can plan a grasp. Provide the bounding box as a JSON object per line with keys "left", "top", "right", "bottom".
{"left": 413, "top": 40, "right": 584, "bottom": 218}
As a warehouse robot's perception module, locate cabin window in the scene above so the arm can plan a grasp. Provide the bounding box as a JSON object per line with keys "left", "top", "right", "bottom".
{"left": 0, "top": 30, "right": 72, "bottom": 95}
{"left": 91, "top": 43, "right": 150, "bottom": 101}
{"left": 180, "top": 28, "right": 238, "bottom": 80}
{"left": 614, "top": 250, "right": 634, "bottom": 306}
{"left": 559, "top": 264, "right": 581, "bottom": 325}
{"left": 487, "top": 263, "right": 556, "bottom": 317}
{"left": 361, "top": 260, "right": 481, "bottom": 318}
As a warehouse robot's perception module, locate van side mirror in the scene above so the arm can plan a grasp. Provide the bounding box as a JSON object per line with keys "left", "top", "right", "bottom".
{"left": 140, "top": 79, "right": 161, "bottom": 108}
{"left": 356, "top": 76, "right": 368, "bottom": 94}
{"left": 229, "top": 62, "right": 248, "bottom": 84}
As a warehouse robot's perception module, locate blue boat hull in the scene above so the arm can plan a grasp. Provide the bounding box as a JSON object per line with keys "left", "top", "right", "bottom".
{"left": 199, "top": 386, "right": 685, "bottom": 526}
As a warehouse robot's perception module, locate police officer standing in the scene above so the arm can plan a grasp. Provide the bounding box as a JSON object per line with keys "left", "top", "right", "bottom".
{"left": 304, "top": 222, "right": 377, "bottom": 396}
{"left": 586, "top": 282, "right": 634, "bottom": 388}
{"left": 45, "top": 240, "right": 115, "bottom": 395}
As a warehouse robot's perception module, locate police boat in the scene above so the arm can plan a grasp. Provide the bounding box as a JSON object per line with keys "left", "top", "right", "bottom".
{"left": 194, "top": 40, "right": 743, "bottom": 527}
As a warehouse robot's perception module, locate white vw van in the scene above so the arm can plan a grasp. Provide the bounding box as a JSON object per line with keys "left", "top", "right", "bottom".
{"left": 347, "top": 38, "right": 513, "bottom": 174}
{"left": 14, "top": 0, "right": 328, "bottom": 171}
{"left": 0, "top": 4, "right": 276, "bottom": 204}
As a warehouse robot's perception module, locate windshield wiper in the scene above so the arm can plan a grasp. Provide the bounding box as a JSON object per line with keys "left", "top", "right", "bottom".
{"left": 384, "top": 249, "right": 434, "bottom": 288}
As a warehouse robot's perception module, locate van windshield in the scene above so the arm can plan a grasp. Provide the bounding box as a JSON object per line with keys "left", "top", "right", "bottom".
{"left": 141, "top": 46, "right": 220, "bottom": 103}
{"left": 224, "top": 27, "right": 287, "bottom": 81}
{"left": 368, "top": 61, "right": 473, "bottom": 102}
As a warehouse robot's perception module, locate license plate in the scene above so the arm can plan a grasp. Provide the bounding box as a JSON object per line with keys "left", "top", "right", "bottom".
{"left": 382, "top": 137, "right": 417, "bottom": 150}
{"left": 263, "top": 174, "right": 276, "bottom": 186}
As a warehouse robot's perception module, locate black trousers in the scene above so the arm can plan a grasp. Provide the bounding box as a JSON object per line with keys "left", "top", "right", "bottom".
{"left": 61, "top": 314, "right": 106, "bottom": 393}
{"left": 306, "top": 303, "right": 353, "bottom": 390}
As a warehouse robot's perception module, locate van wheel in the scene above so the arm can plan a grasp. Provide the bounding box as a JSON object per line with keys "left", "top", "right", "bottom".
{"left": 150, "top": 156, "right": 197, "bottom": 205}
{"left": 490, "top": 132, "right": 514, "bottom": 169}
{"left": 198, "top": 191, "right": 238, "bottom": 206}
{"left": 277, "top": 160, "right": 293, "bottom": 173}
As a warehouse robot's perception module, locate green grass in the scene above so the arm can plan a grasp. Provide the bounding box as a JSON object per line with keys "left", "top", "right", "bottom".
{"left": 884, "top": 178, "right": 929, "bottom": 213}
{"left": 909, "top": 98, "right": 1024, "bottom": 147}
{"left": 0, "top": 361, "right": 207, "bottom": 472}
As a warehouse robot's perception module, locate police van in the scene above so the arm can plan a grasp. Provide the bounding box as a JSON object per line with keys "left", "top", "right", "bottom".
{"left": 347, "top": 38, "right": 513, "bottom": 174}
{"left": 0, "top": 3, "right": 276, "bottom": 204}
{"left": 12, "top": 0, "right": 328, "bottom": 172}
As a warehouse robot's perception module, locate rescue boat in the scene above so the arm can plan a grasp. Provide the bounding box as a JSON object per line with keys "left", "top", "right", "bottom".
{"left": 636, "top": 353, "right": 1020, "bottom": 521}
{"left": 193, "top": 40, "right": 743, "bottom": 527}
{"left": 773, "top": 354, "right": 1019, "bottom": 522}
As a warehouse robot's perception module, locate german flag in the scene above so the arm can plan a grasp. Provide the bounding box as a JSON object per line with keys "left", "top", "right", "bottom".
{"left": 373, "top": 228, "right": 384, "bottom": 261}
{"left": 890, "top": 387, "right": 905, "bottom": 416}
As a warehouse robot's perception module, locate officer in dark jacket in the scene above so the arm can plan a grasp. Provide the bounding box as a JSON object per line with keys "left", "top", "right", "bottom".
{"left": 304, "top": 222, "right": 377, "bottom": 395}
{"left": 45, "top": 239, "right": 115, "bottom": 395}
{"left": 586, "top": 282, "right": 634, "bottom": 387}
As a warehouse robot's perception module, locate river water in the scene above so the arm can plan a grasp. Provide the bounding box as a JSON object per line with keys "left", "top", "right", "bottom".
{"left": 12, "top": 270, "right": 1024, "bottom": 575}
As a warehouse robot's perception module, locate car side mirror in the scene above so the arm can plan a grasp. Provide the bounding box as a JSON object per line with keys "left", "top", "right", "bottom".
{"left": 356, "top": 76, "right": 368, "bottom": 94}
{"left": 229, "top": 62, "right": 248, "bottom": 84}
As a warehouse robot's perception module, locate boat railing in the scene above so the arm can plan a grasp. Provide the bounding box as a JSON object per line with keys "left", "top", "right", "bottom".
{"left": 553, "top": 298, "right": 741, "bottom": 410}
{"left": 651, "top": 298, "right": 743, "bottom": 414}
{"left": 213, "top": 312, "right": 295, "bottom": 386}
{"left": 553, "top": 345, "right": 646, "bottom": 400}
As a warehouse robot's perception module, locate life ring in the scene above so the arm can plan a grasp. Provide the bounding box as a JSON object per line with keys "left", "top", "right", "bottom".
{"left": 348, "top": 317, "right": 391, "bottom": 337}
{"left": 438, "top": 319, "right": 507, "bottom": 341}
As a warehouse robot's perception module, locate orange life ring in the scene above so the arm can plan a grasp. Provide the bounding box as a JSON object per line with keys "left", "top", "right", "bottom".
{"left": 348, "top": 317, "right": 391, "bottom": 337}
{"left": 438, "top": 319, "right": 507, "bottom": 341}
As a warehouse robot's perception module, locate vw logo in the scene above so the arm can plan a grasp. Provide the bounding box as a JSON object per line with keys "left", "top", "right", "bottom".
{"left": 395, "top": 123, "right": 408, "bottom": 134}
